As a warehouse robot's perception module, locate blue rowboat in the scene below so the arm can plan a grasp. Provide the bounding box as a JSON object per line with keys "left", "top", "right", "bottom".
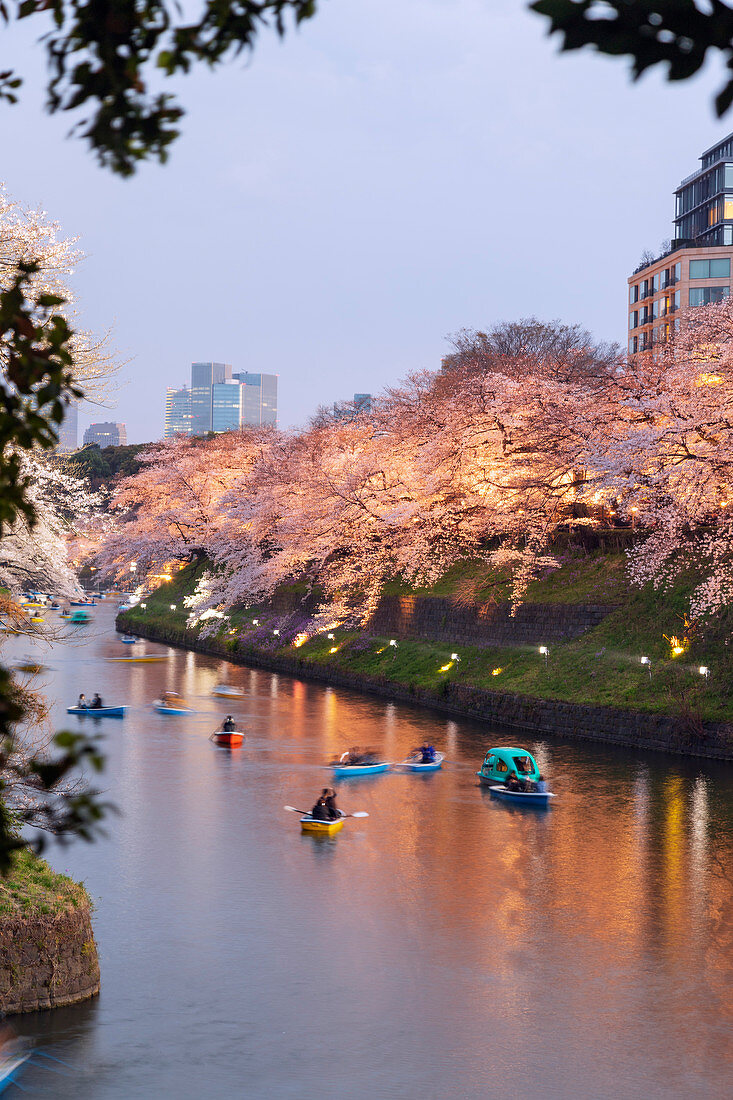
{"left": 70, "top": 600, "right": 96, "bottom": 607}
{"left": 0, "top": 1052, "right": 28, "bottom": 1094}
{"left": 332, "top": 762, "right": 389, "bottom": 778}
{"left": 121, "top": 635, "right": 137, "bottom": 644}
{"left": 153, "top": 699, "right": 193, "bottom": 715}
{"left": 485, "top": 783, "right": 555, "bottom": 808}
{"left": 394, "top": 752, "right": 444, "bottom": 773}
{"left": 67, "top": 705, "right": 127, "bottom": 717}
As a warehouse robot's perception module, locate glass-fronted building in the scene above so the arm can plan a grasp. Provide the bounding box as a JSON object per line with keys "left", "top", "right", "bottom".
{"left": 212, "top": 382, "right": 243, "bottom": 433}
{"left": 628, "top": 133, "right": 733, "bottom": 352}
{"left": 164, "top": 386, "right": 192, "bottom": 439}
{"left": 190, "top": 362, "right": 232, "bottom": 434}
{"left": 232, "top": 372, "right": 278, "bottom": 427}
{"left": 83, "top": 422, "right": 127, "bottom": 447}
{"left": 57, "top": 400, "right": 79, "bottom": 452}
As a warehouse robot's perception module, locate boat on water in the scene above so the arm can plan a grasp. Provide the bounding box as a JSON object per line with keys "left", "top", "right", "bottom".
{"left": 29, "top": 615, "right": 44, "bottom": 624}
{"left": 210, "top": 728, "right": 245, "bottom": 747}
{"left": 332, "top": 761, "right": 390, "bottom": 778}
{"left": 70, "top": 600, "right": 96, "bottom": 607}
{"left": 107, "top": 654, "right": 167, "bottom": 663}
{"left": 394, "top": 752, "right": 444, "bottom": 773}
{"left": 300, "top": 811, "right": 346, "bottom": 836}
{"left": 476, "top": 747, "right": 555, "bottom": 806}
{"left": 0, "top": 1050, "right": 28, "bottom": 1094}
{"left": 212, "top": 684, "right": 245, "bottom": 698}
{"left": 487, "top": 785, "right": 555, "bottom": 808}
{"left": 153, "top": 697, "right": 193, "bottom": 715}
{"left": 67, "top": 705, "right": 127, "bottom": 717}
{"left": 121, "top": 635, "right": 138, "bottom": 644}
{"left": 70, "top": 610, "right": 90, "bottom": 624}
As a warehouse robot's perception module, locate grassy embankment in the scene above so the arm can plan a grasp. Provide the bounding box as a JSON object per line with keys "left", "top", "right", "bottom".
{"left": 0, "top": 849, "right": 90, "bottom": 918}
{"left": 121, "top": 552, "right": 733, "bottom": 725}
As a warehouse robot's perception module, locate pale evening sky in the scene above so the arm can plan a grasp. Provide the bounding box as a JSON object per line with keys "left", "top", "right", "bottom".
{"left": 3, "top": 0, "right": 729, "bottom": 442}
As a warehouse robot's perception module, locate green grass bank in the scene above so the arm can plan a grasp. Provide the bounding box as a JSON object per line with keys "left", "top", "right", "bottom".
{"left": 118, "top": 553, "right": 733, "bottom": 759}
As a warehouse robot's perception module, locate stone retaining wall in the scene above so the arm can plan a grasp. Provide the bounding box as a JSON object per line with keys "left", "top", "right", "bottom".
{"left": 367, "top": 595, "right": 615, "bottom": 647}
{"left": 0, "top": 902, "right": 100, "bottom": 1015}
{"left": 119, "top": 615, "right": 733, "bottom": 762}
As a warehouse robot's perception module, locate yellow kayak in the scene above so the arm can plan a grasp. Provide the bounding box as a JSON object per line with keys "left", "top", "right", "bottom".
{"left": 300, "top": 813, "right": 346, "bottom": 836}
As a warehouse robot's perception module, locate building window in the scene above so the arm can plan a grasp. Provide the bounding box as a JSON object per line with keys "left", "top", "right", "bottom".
{"left": 629, "top": 336, "right": 638, "bottom": 354}
{"left": 629, "top": 311, "right": 638, "bottom": 329}
{"left": 690, "top": 258, "right": 732, "bottom": 279}
{"left": 652, "top": 273, "right": 660, "bottom": 292}
{"left": 630, "top": 284, "right": 638, "bottom": 304}
{"left": 689, "top": 285, "right": 730, "bottom": 306}
{"left": 674, "top": 262, "right": 681, "bottom": 281}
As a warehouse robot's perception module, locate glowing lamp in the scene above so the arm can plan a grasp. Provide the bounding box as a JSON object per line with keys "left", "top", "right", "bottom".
{"left": 327, "top": 632, "right": 335, "bottom": 639}
{"left": 389, "top": 639, "right": 397, "bottom": 647}
{"left": 539, "top": 646, "right": 549, "bottom": 656}
{"left": 170, "top": 604, "right": 176, "bottom": 610}
{"left": 451, "top": 652, "right": 460, "bottom": 661}
{"left": 640, "top": 656, "right": 650, "bottom": 665}
{"left": 273, "top": 629, "right": 280, "bottom": 636}
{"left": 699, "top": 666, "right": 710, "bottom": 678}
{"left": 329, "top": 646, "right": 338, "bottom": 654}
{"left": 141, "top": 603, "right": 147, "bottom": 609}
{"left": 252, "top": 618, "right": 259, "bottom": 626}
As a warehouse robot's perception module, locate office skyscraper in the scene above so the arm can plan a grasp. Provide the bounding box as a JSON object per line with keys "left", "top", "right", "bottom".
{"left": 83, "top": 422, "right": 127, "bottom": 447}
{"left": 232, "top": 372, "right": 278, "bottom": 427}
{"left": 190, "top": 362, "right": 232, "bottom": 434}
{"left": 212, "top": 382, "right": 243, "bottom": 433}
{"left": 164, "top": 386, "right": 193, "bottom": 439}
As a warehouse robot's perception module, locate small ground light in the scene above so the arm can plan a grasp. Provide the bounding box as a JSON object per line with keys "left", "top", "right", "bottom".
{"left": 170, "top": 604, "right": 176, "bottom": 611}
{"left": 273, "top": 629, "right": 280, "bottom": 636}
{"left": 451, "top": 652, "right": 460, "bottom": 661}
{"left": 252, "top": 618, "right": 259, "bottom": 625}
{"left": 389, "top": 639, "right": 397, "bottom": 647}
{"left": 327, "top": 632, "right": 335, "bottom": 639}
{"left": 699, "top": 665, "right": 710, "bottom": 679}
{"left": 141, "top": 603, "right": 147, "bottom": 609}
{"left": 641, "top": 656, "right": 652, "bottom": 678}
{"left": 539, "top": 646, "right": 549, "bottom": 665}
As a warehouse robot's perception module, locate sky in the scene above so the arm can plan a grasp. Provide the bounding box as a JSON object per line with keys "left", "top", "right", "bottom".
{"left": 3, "top": 1, "right": 731, "bottom": 442}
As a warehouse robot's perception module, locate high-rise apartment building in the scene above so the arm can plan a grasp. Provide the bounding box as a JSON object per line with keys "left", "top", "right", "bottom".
{"left": 333, "top": 393, "right": 373, "bottom": 420}
{"left": 164, "top": 386, "right": 192, "bottom": 439}
{"left": 83, "top": 422, "right": 127, "bottom": 447}
{"left": 57, "top": 400, "right": 79, "bottom": 452}
{"left": 628, "top": 133, "right": 733, "bottom": 352}
{"left": 232, "top": 372, "right": 278, "bottom": 427}
{"left": 190, "top": 362, "right": 232, "bottom": 434}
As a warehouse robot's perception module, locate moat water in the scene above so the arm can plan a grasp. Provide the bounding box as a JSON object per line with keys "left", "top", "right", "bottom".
{"left": 7, "top": 604, "right": 733, "bottom": 1098}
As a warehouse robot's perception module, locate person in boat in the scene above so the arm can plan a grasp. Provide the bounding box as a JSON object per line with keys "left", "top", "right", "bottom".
{"left": 162, "top": 691, "right": 184, "bottom": 706}
{"left": 504, "top": 772, "right": 522, "bottom": 792}
{"left": 535, "top": 774, "right": 548, "bottom": 793}
{"left": 310, "top": 790, "right": 331, "bottom": 820}
{"left": 418, "top": 742, "right": 437, "bottom": 764}
{"left": 324, "top": 788, "right": 340, "bottom": 820}
{"left": 221, "top": 715, "right": 236, "bottom": 732}
{"left": 77, "top": 692, "right": 88, "bottom": 709}
{"left": 91, "top": 693, "right": 103, "bottom": 709}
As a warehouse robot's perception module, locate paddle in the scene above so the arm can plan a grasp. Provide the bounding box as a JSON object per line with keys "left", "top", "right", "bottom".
{"left": 283, "top": 805, "right": 369, "bottom": 818}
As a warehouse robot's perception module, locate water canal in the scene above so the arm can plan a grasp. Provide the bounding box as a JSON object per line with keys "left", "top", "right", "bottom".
{"left": 6, "top": 604, "right": 733, "bottom": 1098}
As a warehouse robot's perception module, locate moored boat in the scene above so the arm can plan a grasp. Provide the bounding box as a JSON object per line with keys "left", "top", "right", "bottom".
{"left": 67, "top": 705, "right": 127, "bottom": 717}
{"left": 393, "top": 752, "right": 444, "bottom": 773}
{"left": 332, "top": 761, "right": 390, "bottom": 778}
{"left": 300, "top": 811, "right": 346, "bottom": 836}
{"left": 487, "top": 785, "right": 555, "bottom": 808}
{"left": 107, "top": 654, "right": 167, "bottom": 663}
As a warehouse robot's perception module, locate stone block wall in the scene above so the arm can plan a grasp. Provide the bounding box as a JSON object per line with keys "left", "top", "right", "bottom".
{"left": 0, "top": 902, "right": 100, "bottom": 1015}
{"left": 367, "top": 594, "right": 615, "bottom": 647}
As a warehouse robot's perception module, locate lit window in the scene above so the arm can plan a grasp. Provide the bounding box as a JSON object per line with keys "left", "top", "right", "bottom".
{"left": 725, "top": 196, "right": 733, "bottom": 220}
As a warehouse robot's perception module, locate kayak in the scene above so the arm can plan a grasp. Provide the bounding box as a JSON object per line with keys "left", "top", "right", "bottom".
{"left": 67, "top": 705, "right": 127, "bottom": 717}
{"left": 485, "top": 783, "right": 556, "bottom": 808}
{"left": 211, "top": 729, "right": 245, "bottom": 747}
{"left": 300, "top": 811, "right": 346, "bottom": 836}
{"left": 153, "top": 699, "right": 193, "bottom": 715}
{"left": 212, "top": 685, "right": 245, "bottom": 698}
{"left": 394, "top": 752, "right": 444, "bottom": 773}
{"left": 0, "top": 1051, "right": 28, "bottom": 1094}
{"left": 332, "top": 762, "right": 390, "bottom": 777}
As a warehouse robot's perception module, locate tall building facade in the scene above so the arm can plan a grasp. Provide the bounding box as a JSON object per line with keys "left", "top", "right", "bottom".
{"left": 57, "top": 400, "right": 79, "bottom": 452}
{"left": 212, "top": 381, "right": 243, "bottom": 433}
{"left": 164, "top": 386, "right": 192, "bottom": 439}
{"left": 190, "top": 362, "right": 232, "bottom": 434}
{"left": 83, "top": 422, "right": 127, "bottom": 447}
{"left": 232, "top": 372, "right": 278, "bottom": 427}
{"left": 628, "top": 133, "right": 733, "bottom": 352}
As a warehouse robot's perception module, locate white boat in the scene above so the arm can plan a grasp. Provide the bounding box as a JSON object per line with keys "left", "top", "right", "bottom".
{"left": 212, "top": 684, "right": 245, "bottom": 698}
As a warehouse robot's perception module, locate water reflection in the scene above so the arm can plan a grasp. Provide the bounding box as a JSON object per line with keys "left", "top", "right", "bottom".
{"left": 4, "top": 604, "right": 733, "bottom": 1098}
